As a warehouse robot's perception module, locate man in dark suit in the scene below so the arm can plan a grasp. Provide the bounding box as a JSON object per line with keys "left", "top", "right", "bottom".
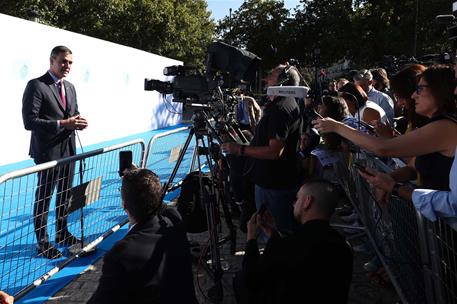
{"left": 22, "top": 45, "right": 88, "bottom": 259}
{"left": 234, "top": 179, "right": 353, "bottom": 304}
{"left": 88, "top": 169, "right": 198, "bottom": 304}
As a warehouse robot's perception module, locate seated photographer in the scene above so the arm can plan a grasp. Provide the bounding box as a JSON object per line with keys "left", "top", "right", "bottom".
{"left": 233, "top": 179, "right": 353, "bottom": 304}
{"left": 88, "top": 168, "right": 197, "bottom": 304}
{"left": 314, "top": 65, "right": 457, "bottom": 194}
{"left": 222, "top": 64, "right": 302, "bottom": 234}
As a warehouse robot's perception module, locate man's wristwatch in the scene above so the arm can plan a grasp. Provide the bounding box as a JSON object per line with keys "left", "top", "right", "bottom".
{"left": 391, "top": 183, "right": 403, "bottom": 197}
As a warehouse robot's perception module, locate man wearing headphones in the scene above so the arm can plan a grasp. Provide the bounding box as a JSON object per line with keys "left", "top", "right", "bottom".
{"left": 222, "top": 64, "right": 302, "bottom": 234}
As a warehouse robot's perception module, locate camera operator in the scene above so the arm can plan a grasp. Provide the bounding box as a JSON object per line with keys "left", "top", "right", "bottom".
{"left": 88, "top": 168, "right": 197, "bottom": 304}
{"left": 222, "top": 64, "right": 302, "bottom": 234}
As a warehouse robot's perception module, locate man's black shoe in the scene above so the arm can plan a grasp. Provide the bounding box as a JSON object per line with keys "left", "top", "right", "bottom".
{"left": 37, "top": 242, "right": 63, "bottom": 259}
{"left": 55, "top": 233, "right": 81, "bottom": 246}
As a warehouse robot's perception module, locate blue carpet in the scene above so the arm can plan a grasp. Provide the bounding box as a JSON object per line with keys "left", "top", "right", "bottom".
{"left": 0, "top": 124, "right": 196, "bottom": 303}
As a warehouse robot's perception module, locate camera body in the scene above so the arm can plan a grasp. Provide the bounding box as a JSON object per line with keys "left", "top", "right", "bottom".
{"left": 145, "top": 66, "right": 211, "bottom": 103}
{"left": 145, "top": 42, "right": 261, "bottom": 105}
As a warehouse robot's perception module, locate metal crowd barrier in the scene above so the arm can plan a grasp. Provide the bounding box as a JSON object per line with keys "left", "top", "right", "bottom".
{"left": 0, "top": 125, "right": 199, "bottom": 300}
{"left": 334, "top": 151, "right": 457, "bottom": 304}
{"left": 143, "top": 126, "right": 197, "bottom": 194}
{"left": 0, "top": 139, "right": 145, "bottom": 299}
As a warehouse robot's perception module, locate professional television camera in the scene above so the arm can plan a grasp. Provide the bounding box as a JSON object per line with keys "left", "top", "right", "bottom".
{"left": 144, "top": 41, "right": 261, "bottom": 105}
{"left": 145, "top": 65, "right": 211, "bottom": 103}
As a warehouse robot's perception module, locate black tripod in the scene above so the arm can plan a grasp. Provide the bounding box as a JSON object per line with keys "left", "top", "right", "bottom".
{"left": 161, "top": 110, "right": 242, "bottom": 303}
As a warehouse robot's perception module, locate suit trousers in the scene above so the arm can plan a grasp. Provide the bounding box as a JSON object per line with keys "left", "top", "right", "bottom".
{"left": 33, "top": 162, "right": 75, "bottom": 243}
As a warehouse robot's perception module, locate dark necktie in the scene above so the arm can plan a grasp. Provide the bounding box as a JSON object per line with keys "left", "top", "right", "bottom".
{"left": 59, "top": 81, "right": 67, "bottom": 109}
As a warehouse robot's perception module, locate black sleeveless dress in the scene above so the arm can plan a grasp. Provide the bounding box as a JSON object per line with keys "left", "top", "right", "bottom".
{"left": 415, "top": 114, "right": 456, "bottom": 190}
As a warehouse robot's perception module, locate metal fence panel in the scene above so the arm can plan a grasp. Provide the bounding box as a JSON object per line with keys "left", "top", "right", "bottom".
{"left": 426, "top": 219, "right": 457, "bottom": 303}
{"left": 0, "top": 140, "right": 144, "bottom": 297}
{"left": 334, "top": 152, "right": 427, "bottom": 304}
{"left": 144, "top": 126, "right": 196, "bottom": 190}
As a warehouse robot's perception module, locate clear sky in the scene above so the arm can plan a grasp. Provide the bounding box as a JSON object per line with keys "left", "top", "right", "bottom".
{"left": 206, "top": 0, "right": 302, "bottom": 21}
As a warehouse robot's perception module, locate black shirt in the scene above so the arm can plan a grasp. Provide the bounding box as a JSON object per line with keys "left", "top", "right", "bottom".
{"left": 242, "top": 220, "right": 353, "bottom": 304}
{"left": 249, "top": 96, "right": 301, "bottom": 189}
{"left": 415, "top": 114, "right": 456, "bottom": 190}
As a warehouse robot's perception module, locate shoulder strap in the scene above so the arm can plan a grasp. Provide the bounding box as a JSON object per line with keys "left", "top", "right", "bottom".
{"left": 444, "top": 114, "right": 457, "bottom": 124}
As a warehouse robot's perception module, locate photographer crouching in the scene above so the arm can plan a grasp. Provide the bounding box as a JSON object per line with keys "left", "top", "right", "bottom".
{"left": 88, "top": 168, "right": 197, "bottom": 304}
{"left": 222, "top": 64, "right": 302, "bottom": 234}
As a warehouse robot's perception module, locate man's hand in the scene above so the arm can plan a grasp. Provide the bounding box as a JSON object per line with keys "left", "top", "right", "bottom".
{"left": 259, "top": 208, "right": 277, "bottom": 238}
{"left": 0, "top": 291, "right": 14, "bottom": 304}
{"left": 61, "top": 115, "right": 88, "bottom": 130}
{"left": 221, "top": 142, "right": 241, "bottom": 155}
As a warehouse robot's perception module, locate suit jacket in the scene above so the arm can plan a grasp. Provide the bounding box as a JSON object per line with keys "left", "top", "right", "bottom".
{"left": 242, "top": 220, "right": 353, "bottom": 304}
{"left": 88, "top": 207, "right": 198, "bottom": 304}
{"left": 22, "top": 72, "right": 79, "bottom": 163}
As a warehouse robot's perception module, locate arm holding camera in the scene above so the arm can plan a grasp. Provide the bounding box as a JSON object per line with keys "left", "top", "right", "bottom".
{"left": 246, "top": 206, "right": 278, "bottom": 241}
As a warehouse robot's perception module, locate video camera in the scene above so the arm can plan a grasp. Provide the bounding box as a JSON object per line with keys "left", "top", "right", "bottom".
{"left": 145, "top": 66, "right": 210, "bottom": 103}
{"left": 144, "top": 41, "right": 261, "bottom": 105}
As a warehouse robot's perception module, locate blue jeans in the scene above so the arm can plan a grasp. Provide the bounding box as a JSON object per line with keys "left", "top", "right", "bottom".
{"left": 255, "top": 185, "right": 298, "bottom": 234}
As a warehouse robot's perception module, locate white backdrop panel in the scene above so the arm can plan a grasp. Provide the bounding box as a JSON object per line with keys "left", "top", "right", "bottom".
{"left": 0, "top": 13, "right": 182, "bottom": 166}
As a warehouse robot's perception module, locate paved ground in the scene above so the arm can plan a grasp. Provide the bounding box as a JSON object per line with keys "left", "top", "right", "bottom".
{"left": 45, "top": 211, "right": 400, "bottom": 304}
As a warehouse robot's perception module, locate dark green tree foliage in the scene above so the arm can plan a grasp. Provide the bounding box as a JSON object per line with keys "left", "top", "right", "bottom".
{"left": 350, "top": 0, "right": 449, "bottom": 66}
{"left": 1, "top": 0, "right": 451, "bottom": 69}
{"left": 216, "top": 0, "right": 290, "bottom": 68}
{"left": 216, "top": 0, "right": 451, "bottom": 69}
{"left": 289, "top": 0, "right": 354, "bottom": 65}
{"left": 0, "top": 0, "right": 214, "bottom": 66}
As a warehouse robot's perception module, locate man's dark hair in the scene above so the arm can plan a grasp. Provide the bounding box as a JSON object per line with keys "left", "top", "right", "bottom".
{"left": 50, "top": 45, "right": 72, "bottom": 58}
{"left": 302, "top": 179, "right": 339, "bottom": 218}
{"left": 121, "top": 169, "right": 162, "bottom": 222}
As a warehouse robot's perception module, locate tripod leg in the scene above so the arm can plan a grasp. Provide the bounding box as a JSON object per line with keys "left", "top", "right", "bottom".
{"left": 160, "top": 127, "right": 195, "bottom": 200}
{"left": 219, "top": 182, "right": 237, "bottom": 255}
{"left": 202, "top": 184, "right": 224, "bottom": 303}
